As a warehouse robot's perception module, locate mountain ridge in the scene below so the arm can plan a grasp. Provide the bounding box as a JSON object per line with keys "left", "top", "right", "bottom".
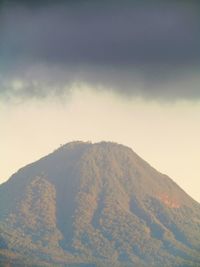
{"left": 0, "top": 141, "right": 200, "bottom": 267}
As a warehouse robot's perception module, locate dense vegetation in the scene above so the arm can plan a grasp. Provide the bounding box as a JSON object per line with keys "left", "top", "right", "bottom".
{"left": 0, "top": 141, "right": 200, "bottom": 267}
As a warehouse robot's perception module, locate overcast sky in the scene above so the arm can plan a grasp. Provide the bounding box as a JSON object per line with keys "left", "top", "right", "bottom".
{"left": 1, "top": 0, "right": 200, "bottom": 202}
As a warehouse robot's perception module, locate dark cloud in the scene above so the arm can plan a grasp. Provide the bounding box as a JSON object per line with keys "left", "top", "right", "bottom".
{"left": 0, "top": 0, "right": 200, "bottom": 100}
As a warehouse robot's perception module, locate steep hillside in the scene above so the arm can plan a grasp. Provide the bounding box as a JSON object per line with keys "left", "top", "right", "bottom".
{"left": 0, "top": 141, "right": 200, "bottom": 267}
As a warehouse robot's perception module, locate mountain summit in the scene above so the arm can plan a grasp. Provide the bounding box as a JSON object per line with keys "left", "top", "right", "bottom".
{"left": 0, "top": 141, "right": 200, "bottom": 266}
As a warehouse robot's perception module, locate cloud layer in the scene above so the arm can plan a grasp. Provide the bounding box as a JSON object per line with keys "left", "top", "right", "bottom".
{"left": 1, "top": 0, "right": 200, "bottom": 100}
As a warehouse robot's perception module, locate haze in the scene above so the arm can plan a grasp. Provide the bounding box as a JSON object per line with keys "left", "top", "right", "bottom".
{"left": 1, "top": 87, "right": 200, "bottom": 202}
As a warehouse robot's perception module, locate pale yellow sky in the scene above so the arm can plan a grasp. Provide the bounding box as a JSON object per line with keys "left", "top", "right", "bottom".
{"left": 1, "top": 86, "right": 200, "bottom": 202}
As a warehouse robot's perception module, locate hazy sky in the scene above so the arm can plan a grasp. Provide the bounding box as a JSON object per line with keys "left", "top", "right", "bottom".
{"left": 1, "top": 0, "right": 200, "bottom": 202}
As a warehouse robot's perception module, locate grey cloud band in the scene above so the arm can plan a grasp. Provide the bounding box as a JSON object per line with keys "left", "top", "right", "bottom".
{"left": 0, "top": 0, "right": 200, "bottom": 100}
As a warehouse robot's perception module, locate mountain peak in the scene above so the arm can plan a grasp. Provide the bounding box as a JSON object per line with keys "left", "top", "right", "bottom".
{"left": 0, "top": 141, "right": 200, "bottom": 267}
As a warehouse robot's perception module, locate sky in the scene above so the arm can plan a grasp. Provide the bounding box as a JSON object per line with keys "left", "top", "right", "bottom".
{"left": 0, "top": 0, "right": 200, "bottom": 202}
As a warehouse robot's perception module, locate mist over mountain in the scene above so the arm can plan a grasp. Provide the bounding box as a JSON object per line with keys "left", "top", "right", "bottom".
{"left": 0, "top": 141, "right": 200, "bottom": 266}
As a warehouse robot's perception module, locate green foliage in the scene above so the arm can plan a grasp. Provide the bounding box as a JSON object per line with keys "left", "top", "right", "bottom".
{"left": 0, "top": 142, "right": 200, "bottom": 267}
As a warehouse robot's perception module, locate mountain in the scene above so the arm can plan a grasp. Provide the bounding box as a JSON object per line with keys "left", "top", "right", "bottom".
{"left": 0, "top": 141, "right": 200, "bottom": 267}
